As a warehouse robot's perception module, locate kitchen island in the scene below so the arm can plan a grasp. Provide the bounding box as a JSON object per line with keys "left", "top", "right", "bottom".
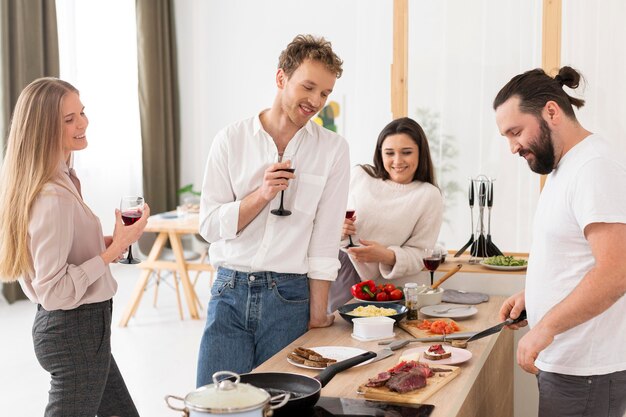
{"left": 254, "top": 296, "right": 513, "bottom": 417}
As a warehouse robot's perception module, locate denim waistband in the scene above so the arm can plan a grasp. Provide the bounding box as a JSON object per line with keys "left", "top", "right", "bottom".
{"left": 217, "top": 267, "right": 307, "bottom": 287}
{"left": 37, "top": 298, "right": 112, "bottom": 312}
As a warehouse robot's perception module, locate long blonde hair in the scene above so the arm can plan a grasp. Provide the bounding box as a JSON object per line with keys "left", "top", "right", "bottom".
{"left": 0, "top": 78, "right": 78, "bottom": 281}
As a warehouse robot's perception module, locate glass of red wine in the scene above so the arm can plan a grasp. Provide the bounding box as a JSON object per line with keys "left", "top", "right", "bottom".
{"left": 119, "top": 196, "right": 144, "bottom": 264}
{"left": 345, "top": 209, "right": 359, "bottom": 248}
{"left": 423, "top": 247, "right": 442, "bottom": 286}
{"left": 271, "top": 154, "right": 295, "bottom": 216}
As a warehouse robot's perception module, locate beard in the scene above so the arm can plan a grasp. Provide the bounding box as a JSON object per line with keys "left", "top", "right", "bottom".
{"left": 521, "top": 118, "right": 556, "bottom": 175}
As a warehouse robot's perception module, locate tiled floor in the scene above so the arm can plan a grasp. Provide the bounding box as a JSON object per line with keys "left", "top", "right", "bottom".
{"left": 0, "top": 263, "right": 213, "bottom": 417}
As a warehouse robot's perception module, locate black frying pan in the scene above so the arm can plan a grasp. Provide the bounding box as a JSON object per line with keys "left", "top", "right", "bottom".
{"left": 236, "top": 351, "right": 376, "bottom": 416}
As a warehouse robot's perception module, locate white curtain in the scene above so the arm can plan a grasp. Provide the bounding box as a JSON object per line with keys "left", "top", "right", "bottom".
{"left": 56, "top": 0, "right": 143, "bottom": 234}
{"left": 408, "top": 0, "right": 543, "bottom": 253}
{"left": 562, "top": 0, "right": 626, "bottom": 156}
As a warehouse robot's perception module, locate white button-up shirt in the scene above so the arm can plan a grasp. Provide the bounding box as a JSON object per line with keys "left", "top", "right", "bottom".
{"left": 199, "top": 113, "right": 350, "bottom": 281}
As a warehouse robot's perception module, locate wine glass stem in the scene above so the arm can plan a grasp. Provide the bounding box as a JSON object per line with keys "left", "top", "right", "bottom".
{"left": 430, "top": 271, "right": 434, "bottom": 286}
{"left": 126, "top": 245, "right": 134, "bottom": 262}
{"left": 279, "top": 190, "right": 285, "bottom": 210}
{"left": 348, "top": 235, "right": 355, "bottom": 247}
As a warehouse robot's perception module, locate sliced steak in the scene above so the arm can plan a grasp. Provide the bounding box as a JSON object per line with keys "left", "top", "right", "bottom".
{"left": 365, "top": 371, "right": 392, "bottom": 387}
{"left": 386, "top": 370, "right": 427, "bottom": 393}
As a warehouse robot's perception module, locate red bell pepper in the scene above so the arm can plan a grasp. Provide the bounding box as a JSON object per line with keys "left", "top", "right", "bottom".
{"left": 351, "top": 280, "right": 377, "bottom": 300}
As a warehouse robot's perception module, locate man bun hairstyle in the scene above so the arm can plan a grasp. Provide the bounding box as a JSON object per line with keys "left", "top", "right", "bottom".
{"left": 278, "top": 34, "right": 343, "bottom": 79}
{"left": 493, "top": 66, "right": 585, "bottom": 119}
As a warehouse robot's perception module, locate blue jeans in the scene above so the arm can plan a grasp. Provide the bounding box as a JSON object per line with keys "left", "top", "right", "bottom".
{"left": 196, "top": 267, "right": 310, "bottom": 387}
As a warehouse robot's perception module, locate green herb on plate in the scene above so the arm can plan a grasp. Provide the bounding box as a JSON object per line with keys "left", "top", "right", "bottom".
{"left": 483, "top": 255, "right": 527, "bottom": 267}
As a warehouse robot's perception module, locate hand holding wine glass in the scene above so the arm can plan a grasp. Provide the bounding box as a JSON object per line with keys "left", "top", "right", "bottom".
{"left": 119, "top": 196, "right": 145, "bottom": 264}
{"left": 344, "top": 209, "right": 359, "bottom": 248}
{"left": 271, "top": 154, "right": 296, "bottom": 216}
{"left": 423, "top": 247, "right": 443, "bottom": 286}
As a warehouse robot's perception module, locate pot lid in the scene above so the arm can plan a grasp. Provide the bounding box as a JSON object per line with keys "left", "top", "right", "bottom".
{"left": 185, "top": 371, "right": 270, "bottom": 413}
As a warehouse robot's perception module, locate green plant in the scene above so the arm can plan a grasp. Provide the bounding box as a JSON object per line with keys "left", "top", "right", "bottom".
{"left": 177, "top": 183, "right": 201, "bottom": 197}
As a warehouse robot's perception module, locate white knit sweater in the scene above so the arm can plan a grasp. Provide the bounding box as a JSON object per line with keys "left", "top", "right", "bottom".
{"left": 345, "top": 166, "right": 444, "bottom": 285}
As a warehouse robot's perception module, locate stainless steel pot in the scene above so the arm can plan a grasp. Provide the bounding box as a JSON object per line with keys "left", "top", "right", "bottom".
{"left": 165, "top": 371, "right": 289, "bottom": 417}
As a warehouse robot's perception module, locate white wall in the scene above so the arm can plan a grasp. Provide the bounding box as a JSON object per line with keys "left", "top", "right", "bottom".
{"left": 174, "top": 0, "right": 393, "bottom": 195}
{"left": 173, "top": 0, "right": 544, "bottom": 255}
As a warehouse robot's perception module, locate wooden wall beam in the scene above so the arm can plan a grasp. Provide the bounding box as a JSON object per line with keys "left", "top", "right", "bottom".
{"left": 541, "top": 0, "right": 562, "bottom": 189}
{"left": 391, "top": 0, "right": 408, "bottom": 119}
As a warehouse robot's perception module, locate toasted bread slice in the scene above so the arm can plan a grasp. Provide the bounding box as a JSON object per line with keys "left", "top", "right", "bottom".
{"left": 294, "top": 347, "right": 324, "bottom": 361}
{"left": 423, "top": 350, "right": 452, "bottom": 360}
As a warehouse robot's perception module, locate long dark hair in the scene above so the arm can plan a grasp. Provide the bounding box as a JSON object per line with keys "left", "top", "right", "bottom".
{"left": 493, "top": 66, "right": 585, "bottom": 119}
{"left": 360, "top": 117, "right": 438, "bottom": 187}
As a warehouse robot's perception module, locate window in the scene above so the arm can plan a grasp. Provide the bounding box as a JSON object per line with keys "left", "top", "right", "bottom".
{"left": 56, "top": 0, "right": 143, "bottom": 234}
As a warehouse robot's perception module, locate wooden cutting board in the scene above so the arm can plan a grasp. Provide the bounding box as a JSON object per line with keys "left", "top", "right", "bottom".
{"left": 399, "top": 319, "right": 467, "bottom": 339}
{"left": 358, "top": 363, "right": 460, "bottom": 404}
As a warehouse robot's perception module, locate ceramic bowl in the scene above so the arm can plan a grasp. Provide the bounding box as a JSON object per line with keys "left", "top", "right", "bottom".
{"left": 416, "top": 287, "right": 444, "bottom": 308}
{"left": 338, "top": 301, "right": 408, "bottom": 324}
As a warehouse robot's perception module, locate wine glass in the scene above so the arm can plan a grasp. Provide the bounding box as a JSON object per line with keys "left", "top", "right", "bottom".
{"left": 423, "top": 247, "right": 442, "bottom": 286}
{"left": 119, "top": 196, "right": 144, "bottom": 264}
{"left": 271, "top": 154, "right": 296, "bottom": 216}
{"left": 345, "top": 208, "right": 359, "bottom": 248}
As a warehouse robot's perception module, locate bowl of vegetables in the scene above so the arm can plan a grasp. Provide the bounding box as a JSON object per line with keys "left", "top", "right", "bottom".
{"left": 337, "top": 301, "right": 408, "bottom": 324}
{"left": 480, "top": 255, "right": 528, "bottom": 271}
{"left": 350, "top": 280, "right": 404, "bottom": 303}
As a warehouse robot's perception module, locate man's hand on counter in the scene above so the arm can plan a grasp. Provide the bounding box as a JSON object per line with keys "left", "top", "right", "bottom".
{"left": 309, "top": 279, "right": 335, "bottom": 329}
{"left": 309, "top": 311, "right": 335, "bottom": 329}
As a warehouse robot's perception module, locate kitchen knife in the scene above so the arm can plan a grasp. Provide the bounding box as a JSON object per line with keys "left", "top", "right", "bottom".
{"left": 380, "top": 332, "right": 479, "bottom": 350}
{"left": 365, "top": 336, "right": 419, "bottom": 365}
{"left": 465, "top": 310, "right": 527, "bottom": 343}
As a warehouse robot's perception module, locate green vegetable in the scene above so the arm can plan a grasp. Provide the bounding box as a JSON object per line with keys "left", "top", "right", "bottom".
{"left": 483, "top": 255, "right": 527, "bottom": 267}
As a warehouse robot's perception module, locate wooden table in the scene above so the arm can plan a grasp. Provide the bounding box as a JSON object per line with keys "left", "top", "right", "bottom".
{"left": 118, "top": 214, "right": 214, "bottom": 327}
{"left": 254, "top": 296, "right": 513, "bottom": 417}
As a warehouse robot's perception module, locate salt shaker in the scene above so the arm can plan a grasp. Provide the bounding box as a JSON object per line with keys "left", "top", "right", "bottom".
{"left": 403, "top": 282, "right": 420, "bottom": 320}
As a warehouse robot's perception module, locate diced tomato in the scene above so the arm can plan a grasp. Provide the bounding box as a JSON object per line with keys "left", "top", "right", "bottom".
{"left": 418, "top": 319, "right": 432, "bottom": 330}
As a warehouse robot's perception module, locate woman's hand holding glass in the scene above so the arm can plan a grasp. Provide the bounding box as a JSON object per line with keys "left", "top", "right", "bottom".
{"left": 347, "top": 240, "right": 396, "bottom": 265}
{"left": 101, "top": 202, "right": 150, "bottom": 264}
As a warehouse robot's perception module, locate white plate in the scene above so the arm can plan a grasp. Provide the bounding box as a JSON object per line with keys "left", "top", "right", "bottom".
{"left": 287, "top": 346, "right": 374, "bottom": 370}
{"left": 479, "top": 261, "right": 527, "bottom": 271}
{"left": 420, "top": 304, "right": 478, "bottom": 319}
{"left": 399, "top": 346, "right": 472, "bottom": 365}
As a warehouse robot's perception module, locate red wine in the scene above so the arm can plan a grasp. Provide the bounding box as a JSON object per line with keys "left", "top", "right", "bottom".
{"left": 121, "top": 210, "right": 142, "bottom": 225}
{"left": 345, "top": 210, "right": 355, "bottom": 219}
{"left": 423, "top": 257, "right": 441, "bottom": 271}
{"left": 275, "top": 167, "right": 295, "bottom": 180}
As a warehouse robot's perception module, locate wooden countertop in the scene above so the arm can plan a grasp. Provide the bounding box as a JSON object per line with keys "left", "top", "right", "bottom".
{"left": 254, "top": 296, "right": 514, "bottom": 417}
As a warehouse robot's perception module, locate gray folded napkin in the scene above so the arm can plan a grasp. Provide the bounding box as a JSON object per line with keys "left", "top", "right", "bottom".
{"left": 442, "top": 289, "right": 489, "bottom": 305}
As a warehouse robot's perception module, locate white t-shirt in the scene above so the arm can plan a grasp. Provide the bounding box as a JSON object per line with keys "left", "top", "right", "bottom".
{"left": 199, "top": 113, "right": 350, "bottom": 281}
{"left": 345, "top": 166, "right": 444, "bottom": 286}
{"left": 527, "top": 134, "right": 626, "bottom": 375}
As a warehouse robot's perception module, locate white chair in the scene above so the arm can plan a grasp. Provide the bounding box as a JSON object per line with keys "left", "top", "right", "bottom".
{"left": 136, "top": 232, "right": 202, "bottom": 319}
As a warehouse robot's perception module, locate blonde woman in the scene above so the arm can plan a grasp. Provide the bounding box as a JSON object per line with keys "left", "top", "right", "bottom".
{"left": 0, "top": 78, "right": 149, "bottom": 416}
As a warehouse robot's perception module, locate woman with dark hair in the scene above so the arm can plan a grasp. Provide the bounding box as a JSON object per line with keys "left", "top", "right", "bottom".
{"left": 328, "top": 117, "right": 444, "bottom": 312}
